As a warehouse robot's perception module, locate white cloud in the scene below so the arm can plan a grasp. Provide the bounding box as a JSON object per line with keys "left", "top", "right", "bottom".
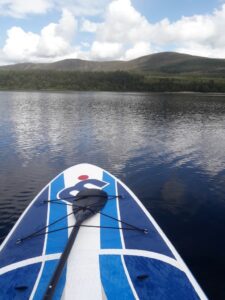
{"left": 87, "top": 0, "right": 225, "bottom": 60}
{"left": 87, "top": 0, "right": 155, "bottom": 60}
{"left": 0, "top": 0, "right": 53, "bottom": 17}
{"left": 3, "top": 27, "right": 39, "bottom": 61}
{"left": 0, "top": 0, "right": 112, "bottom": 18}
{"left": 90, "top": 41, "right": 122, "bottom": 60}
{"left": 124, "top": 42, "right": 153, "bottom": 60}
{"left": 148, "top": 4, "right": 225, "bottom": 58}
{"left": 36, "top": 8, "right": 77, "bottom": 58}
{"left": 176, "top": 42, "right": 225, "bottom": 59}
{"left": 2, "top": 9, "right": 78, "bottom": 62}
{"left": 2, "top": 0, "right": 225, "bottom": 63}
{"left": 96, "top": 0, "right": 152, "bottom": 44}
{"left": 150, "top": 16, "right": 215, "bottom": 46}
{"left": 55, "top": 0, "right": 111, "bottom": 17}
{"left": 81, "top": 19, "right": 100, "bottom": 33}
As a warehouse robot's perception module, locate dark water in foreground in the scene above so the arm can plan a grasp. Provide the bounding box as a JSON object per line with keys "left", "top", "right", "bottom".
{"left": 0, "top": 91, "right": 225, "bottom": 298}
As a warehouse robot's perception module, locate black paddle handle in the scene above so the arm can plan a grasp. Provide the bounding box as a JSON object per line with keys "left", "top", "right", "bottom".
{"left": 43, "top": 220, "right": 81, "bottom": 300}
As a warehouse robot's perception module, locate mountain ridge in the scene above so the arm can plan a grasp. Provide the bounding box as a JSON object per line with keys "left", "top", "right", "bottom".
{"left": 1, "top": 52, "right": 225, "bottom": 92}
{"left": 1, "top": 52, "right": 225, "bottom": 75}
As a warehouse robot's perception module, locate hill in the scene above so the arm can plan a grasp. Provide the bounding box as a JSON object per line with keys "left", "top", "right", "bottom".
{"left": 0, "top": 52, "right": 225, "bottom": 92}
{"left": 1, "top": 52, "right": 225, "bottom": 76}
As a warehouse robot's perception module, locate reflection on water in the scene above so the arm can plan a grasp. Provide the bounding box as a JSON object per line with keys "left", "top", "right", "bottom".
{"left": 0, "top": 91, "right": 225, "bottom": 298}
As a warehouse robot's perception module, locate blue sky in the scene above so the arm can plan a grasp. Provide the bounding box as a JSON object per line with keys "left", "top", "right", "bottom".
{"left": 0, "top": 0, "right": 225, "bottom": 64}
{"left": 132, "top": 0, "right": 221, "bottom": 22}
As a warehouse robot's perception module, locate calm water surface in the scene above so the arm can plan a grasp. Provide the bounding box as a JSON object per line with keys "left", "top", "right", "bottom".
{"left": 0, "top": 91, "right": 225, "bottom": 299}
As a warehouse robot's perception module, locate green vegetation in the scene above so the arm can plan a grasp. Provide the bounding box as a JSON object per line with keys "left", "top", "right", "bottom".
{"left": 0, "top": 69, "right": 225, "bottom": 92}
{"left": 1, "top": 52, "right": 225, "bottom": 92}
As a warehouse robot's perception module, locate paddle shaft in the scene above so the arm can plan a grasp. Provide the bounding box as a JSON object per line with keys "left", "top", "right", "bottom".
{"left": 43, "top": 189, "right": 108, "bottom": 299}
{"left": 43, "top": 220, "right": 82, "bottom": 300}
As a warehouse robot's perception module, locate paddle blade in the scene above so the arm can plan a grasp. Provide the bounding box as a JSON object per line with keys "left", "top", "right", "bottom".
{"left": 73, "top": 188, "right": 108, "bottom": 223}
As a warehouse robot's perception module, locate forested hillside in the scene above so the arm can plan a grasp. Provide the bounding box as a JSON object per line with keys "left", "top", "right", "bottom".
{"left": 0, "top": 70, "right": 224, "bottom": 92}
{"left": 0, "top": 52, "right": 225, "bottom": 92}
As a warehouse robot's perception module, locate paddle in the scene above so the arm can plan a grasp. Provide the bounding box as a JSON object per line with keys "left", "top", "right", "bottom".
{"left": 43, "top": 188, "right": 108, "bottom": 300}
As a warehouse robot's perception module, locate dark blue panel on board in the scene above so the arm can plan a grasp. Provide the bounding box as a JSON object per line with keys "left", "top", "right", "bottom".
{"left": 124, "top": 256, "right": 200, "bottom": 300}
{"left": 117, "top": 182, "right": 174, "bottom": 258}
{"left": 0, "top": 187, "right": 49, "bottom": 268}
{"left": 0, "top": 263, "right": 41, "bottom": 300}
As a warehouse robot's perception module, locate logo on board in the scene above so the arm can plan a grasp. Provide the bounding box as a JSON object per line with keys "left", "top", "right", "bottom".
{"left": 58, "top": 175, "right": 108, "bottom": 201}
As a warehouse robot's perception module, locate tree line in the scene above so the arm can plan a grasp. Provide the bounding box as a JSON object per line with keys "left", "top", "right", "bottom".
{"left": 0, "top": 70, "right": 225, "bottom": 93}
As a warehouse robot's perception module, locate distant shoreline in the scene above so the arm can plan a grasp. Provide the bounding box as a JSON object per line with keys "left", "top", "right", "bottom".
{"left": 0, "top": 89, "right": 225, "bottom": 96}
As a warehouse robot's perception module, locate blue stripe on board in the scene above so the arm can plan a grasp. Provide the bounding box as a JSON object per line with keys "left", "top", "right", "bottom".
{"left": 117, "top": 182, "right": 174, "bottom": 258}
{"left": 100, "top": 255, "right": 135, "bottom": 300}
{"left": 0, "top": 263, "right": 41, "bottom": 299}
{"left": 101, "top": 172, "right": 122, "bottom": 249}
{"left": 33, "top": 260, "right": 58, "bottom": 300}
{"left": 0, "top": 187, "right": 49, "bottom": 268}
{"left": 46, "top": 173, "right": 68, "bottom": 255}
{"left": 124, "top": 255, "right": 200, "bottom": 300}
{"left": 53, "top": 263, "right": 67, "bottom": 300}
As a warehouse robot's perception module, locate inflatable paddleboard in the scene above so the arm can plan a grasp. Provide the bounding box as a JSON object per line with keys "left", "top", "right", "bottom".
{"left": 0, "top": 164, "right": 207, "bottom": 299}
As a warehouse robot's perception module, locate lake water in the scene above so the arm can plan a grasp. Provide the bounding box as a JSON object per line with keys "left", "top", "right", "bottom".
{"left": 0, "top": 91, "right": 225, "bottom": 298}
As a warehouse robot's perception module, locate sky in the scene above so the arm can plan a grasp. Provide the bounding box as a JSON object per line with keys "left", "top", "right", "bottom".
{"left": 0, "top": 0, "right": 225, "bottom": 65}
